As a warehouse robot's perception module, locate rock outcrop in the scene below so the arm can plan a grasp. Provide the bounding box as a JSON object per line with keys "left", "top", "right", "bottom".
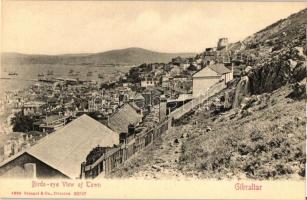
{"left": 247, "top": 47, "right": 306, "bottom": 95}
{"left": 233, "top": 76, "right": 251, "bottom": 108}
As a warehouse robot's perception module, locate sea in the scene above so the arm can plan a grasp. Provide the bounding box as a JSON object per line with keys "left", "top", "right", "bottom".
{"left": 0, "top": 63, "right": 132, "bottom": 95}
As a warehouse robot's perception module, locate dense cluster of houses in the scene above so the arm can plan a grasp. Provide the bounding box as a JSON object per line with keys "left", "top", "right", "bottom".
{"left": 0, "top": 37, "right": 253, "bottom": 178}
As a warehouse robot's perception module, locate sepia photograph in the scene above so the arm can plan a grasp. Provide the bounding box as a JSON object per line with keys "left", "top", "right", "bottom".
{"left": 0, "top": 1, "right": 306, "bottom": 199}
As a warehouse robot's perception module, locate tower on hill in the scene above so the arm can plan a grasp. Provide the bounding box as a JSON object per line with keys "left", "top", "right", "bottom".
{"left": 217, "top": 38, "right": 229, "bottom": 50}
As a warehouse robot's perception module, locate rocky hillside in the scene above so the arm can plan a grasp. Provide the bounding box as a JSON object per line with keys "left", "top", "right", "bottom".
{"left": 1, "top": 48, "right": 195, "bottom": 66}
{"left": 177, "top": 82, "right": 305, "bottom": 180}
{"left": 109, "top": 82, "right": 305, "bottom": 180}
{"left": 108, "top": 8, "right": 306, "bottom": 180}
{"left": 237, "top": 8, "right": 306, "bottom": 95}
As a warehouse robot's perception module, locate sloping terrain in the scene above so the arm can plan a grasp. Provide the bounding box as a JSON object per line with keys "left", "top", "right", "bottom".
{"left": 108, "top": 82, "right": 305, "bottom": 180}
{"left": 108, "top": 8, "right": 306, "bottom": 180}
{"left": 2, "top": 48, "right": 195, "bottom": 66}
{"left": 177, "top": 82, "right": 305, "bottom": 180}
{"left": 243, "top": 8, "right": 307, "bottom": 50}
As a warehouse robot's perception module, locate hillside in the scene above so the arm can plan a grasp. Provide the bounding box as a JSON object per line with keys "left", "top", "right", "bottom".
{"left": 243, "top": 8, "right": 307, "bottom": 50}
{"left": 109, "top": 82, "right": 305, "bottom": 180}
{"left": 1, "top": 48, "right": 196, "bottom": 66}
{"left": 108, "top": 8, "right": 306, "bottom": 179}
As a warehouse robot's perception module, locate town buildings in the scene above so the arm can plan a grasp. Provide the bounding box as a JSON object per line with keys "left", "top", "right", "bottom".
{"left": 23, "top": 101, "right": 47, "bottom": 116}
{"left": 141, "top": 77, "right": 160, "bottom": 88}
{"left": 0, "top": 36, "right": 251, "bottom": 179}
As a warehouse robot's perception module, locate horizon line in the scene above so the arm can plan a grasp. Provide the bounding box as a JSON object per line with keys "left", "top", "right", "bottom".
{"left": 1, "top": 47, "right": 200, "bottom": 56}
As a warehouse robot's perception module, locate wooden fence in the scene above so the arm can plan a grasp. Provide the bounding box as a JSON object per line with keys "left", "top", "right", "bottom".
{"left": 80, "top": 119, "right": 171, "bottom": 179}
{"left": 169, "top": 82, "right": 226, "bottom": 120}
{"left": 80, "top": 82, "right": 226, "bottom": 179}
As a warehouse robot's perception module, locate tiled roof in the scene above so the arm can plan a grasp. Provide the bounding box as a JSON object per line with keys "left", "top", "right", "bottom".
{"left": 134, "top": 93, "right": 145, "bottom": 100}
{"left": 208, "top": 64, "right": 231, "bottom": 75}
{"left": 0, "top": 114, "right": 119, "bottom": 179}
{"left": 193, "top": 64, "right": 231, "bottom": 77}
{"left": 108, "top": 104, "right": 142, "bottom": 133}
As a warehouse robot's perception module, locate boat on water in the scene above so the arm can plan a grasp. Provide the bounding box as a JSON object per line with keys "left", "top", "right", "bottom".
{"left": 47, "top": 70, "right": 54, "bottom": 75}
{"left": 38, "top": 77, "right": 55, "bottom": 83}
{"left": 38, "top": 73, "right": 44, "bottom": 77}
{"left": 69, "top": 69, "right": 74, "bottom": 74}
{"left": 8, "top": 72, "right": 18, "bottom": 76}
{"left": 87, "top": 71, "right": 93, "bottom": 76}
{"left": 98, "top": 74, "right": 104, "bottom": 79}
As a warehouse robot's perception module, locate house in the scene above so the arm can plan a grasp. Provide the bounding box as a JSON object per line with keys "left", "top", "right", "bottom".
{"left": 133, "top": 93, "right": 145, "bottom": 109}
{"left": 149, "top": 88, "right": 163, "bottom": 106}
{"left": 142, "top": 91, "right": 152, "bottom": 108}
{"left": 162, "top": 75, "right": 172, "bottom": 88}
{"left": 1, "top": 132, "right": 47, "bottom": 161}
{"left": 129, "top": 102, "right": 143, "bottom": 115}
{"left": 192, "top": 64, "right": 233, "bottom": 97}
{"left": 108, "top": 104, "right": 143, "bottom": 134}
{"left": 34, "top": 115, "right": 72, "bottom": 133}
{"left": 169, "top": 65, "right": 182, "bottom": 76}
{"left": 173, "top": 75, "right": 188, "bottom": 82}
{"left": 0, "top": 115, "right": 119, "bottom": 179}
{"left": 140, "top": 77, "right": 159, "bottom": 88}
{"left": 23, "top": 101, "right": 47, "bottom": 116}
{"left": 180, "top": 62, "right": 190, "bottom": 70}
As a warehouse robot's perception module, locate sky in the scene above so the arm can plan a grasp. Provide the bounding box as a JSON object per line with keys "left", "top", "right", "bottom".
{"left": 1, "top": 1, "right": 306, "bottom": 55}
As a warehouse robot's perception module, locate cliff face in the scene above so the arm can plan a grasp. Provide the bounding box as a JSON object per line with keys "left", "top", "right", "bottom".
{"left": 248, "top": 47, "right": 306, "bottom": 94}
{"left": 233, "top": 8, "right": 306, "bottom": 99}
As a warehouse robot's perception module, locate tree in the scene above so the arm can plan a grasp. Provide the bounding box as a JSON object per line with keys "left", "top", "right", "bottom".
{"left": 187, "top": 64, "right": 198, "bottom": 72}
{"left": 127, "top": 66, "right": 141, "bottom": 83}
{"left": 11, "top": 112, "right": 35, "bottom": 132}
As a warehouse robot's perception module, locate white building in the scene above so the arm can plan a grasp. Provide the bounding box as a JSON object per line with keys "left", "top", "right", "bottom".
{"left": 141, "top": 77, "right": 159, "bottom": 88}
{"left": 192, "top": 64, "right": 233, "bottom": 97}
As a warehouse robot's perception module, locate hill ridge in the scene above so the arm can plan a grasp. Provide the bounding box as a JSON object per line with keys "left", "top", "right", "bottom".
{"left": 2, "top": 47, "right": 196, "bottom": 66}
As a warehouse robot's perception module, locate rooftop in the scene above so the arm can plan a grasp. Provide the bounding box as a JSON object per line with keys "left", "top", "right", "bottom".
{"left": 108, "top": 104, "right": 143, "bottom": 133}
{"left": 0, "top": 114, "right": 119, "bottom": 179}
{"left": 208, "top": 64, "right": 231, "bottom": 75}
{"left": 23, "top": 101, "right": 46, "bottom": 108}
{"left": 193, "top": 64, "right": 231, "bottom": 77}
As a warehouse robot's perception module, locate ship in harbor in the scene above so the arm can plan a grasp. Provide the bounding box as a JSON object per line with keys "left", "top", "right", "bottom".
{"left": 71, "top": 71, "right": 80, "bottom": 76}
{"left": 38, "top": 77, "right": 55, "bottom": 83}
{"left": 8, "top": 72, "right": 18, "bottom": 76}
{"left": 87, "top": 71, "right": 93, "bottom": 77}
{"left": 47, "top": 70, "right": 54, "bottom": 75}
{"left": 98, "top": 74, "right": 104, "bottom": 79}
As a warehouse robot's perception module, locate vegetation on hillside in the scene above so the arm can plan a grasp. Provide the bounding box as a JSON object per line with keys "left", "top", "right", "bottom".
{"left": 108, "top": 8, "right": 306, "bottom": 180}
{"left": 178, "top": 83, "right": 305, "bottom": 180}
{"left": 11, "top": 112, "right": 35, "bottom": 133}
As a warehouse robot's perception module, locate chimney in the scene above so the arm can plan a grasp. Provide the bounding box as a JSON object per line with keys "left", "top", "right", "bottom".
{"left": 24, "top": 163, "right": 36, "bottom": 178}
{"left": 80, "top": 162, "right": 86, "bottom": 179}
{"left": 128, "top": 123, "right": 135, "bottom": 137}
{"left": 119, "top": 132, "right": 127, "bottom": 144}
